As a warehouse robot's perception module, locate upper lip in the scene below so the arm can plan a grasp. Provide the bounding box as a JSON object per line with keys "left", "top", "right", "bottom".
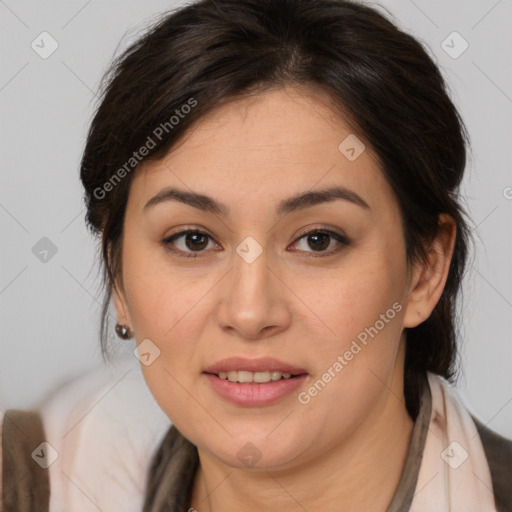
{"left": 204, "top": 357, "right": 308, "bottom": 375}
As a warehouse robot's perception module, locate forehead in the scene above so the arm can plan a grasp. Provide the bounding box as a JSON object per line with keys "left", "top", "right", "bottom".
{"left": 127, "top": 86, "right": 393, "bottom": 217}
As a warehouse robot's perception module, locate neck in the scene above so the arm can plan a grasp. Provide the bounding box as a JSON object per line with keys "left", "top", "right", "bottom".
{"left": 190, "top": 362, "right": 414, "bottom": 512}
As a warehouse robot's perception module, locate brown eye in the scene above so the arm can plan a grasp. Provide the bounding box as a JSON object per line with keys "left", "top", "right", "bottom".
{"left": 163, "top": 230, "right": 216, "bottom": 258}
{"left": 290, "top": 229, "right": 350, "bottom": 257}
{"left": 183, "top": 232, "right": 209, "bottom": 251}
{"left": 305, "top": 232, "right": 330, "bottom": 251}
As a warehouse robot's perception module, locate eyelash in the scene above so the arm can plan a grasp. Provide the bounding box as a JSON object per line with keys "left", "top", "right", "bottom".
{"left": 161, "top": 225, "right": 350, "bottom": 259}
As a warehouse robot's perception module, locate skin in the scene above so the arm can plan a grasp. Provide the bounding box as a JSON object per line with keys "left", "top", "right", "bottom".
{"left": 112, "top": 85, "right": 456, "bottom": 511}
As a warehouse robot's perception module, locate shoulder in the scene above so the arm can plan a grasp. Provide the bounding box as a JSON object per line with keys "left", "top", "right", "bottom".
{"left": 43, "top": 356, "right": 172, "bottom": 511}
{"left": 427, "top": 374, "right": 512, "bottom": 510}
{"left": 472, "top": 417, "right": 512, "bottom": 512}
{"left": 1, "top": 407, "right": 51, "bottom": 511}
{"left": 2, "top": 356, "right": 172, "bottom": 512}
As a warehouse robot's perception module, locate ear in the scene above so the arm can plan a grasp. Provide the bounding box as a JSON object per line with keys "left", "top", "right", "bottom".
{"left": 402, "top": 213, "right": 457, "bottom": 328}
{"left": 107, "top": 239, "right": 133, "bottom": 328}
{"left": 112, "top": 276, "right": 133, "bottom": 328}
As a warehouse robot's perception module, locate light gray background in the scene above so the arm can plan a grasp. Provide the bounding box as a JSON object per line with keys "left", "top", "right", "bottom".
{"left": 1, "top": 0, "right": 511, "bottom": 438}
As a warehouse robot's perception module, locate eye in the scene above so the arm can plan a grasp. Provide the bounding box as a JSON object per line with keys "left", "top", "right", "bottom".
{"left": 289, "top": 227, "right": 350, "bottom": 257}
{"left": 162, "top": 229, "right": 219, "bottom": 258}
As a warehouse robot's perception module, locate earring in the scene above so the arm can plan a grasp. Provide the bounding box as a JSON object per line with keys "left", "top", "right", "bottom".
{"left": 115, "top": 323, "right": 134, "bottom": 340}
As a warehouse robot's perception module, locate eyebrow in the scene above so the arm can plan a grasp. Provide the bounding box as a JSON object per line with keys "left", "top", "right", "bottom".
{"left": 143, "top": 185, "right": 370, "bottom": 216}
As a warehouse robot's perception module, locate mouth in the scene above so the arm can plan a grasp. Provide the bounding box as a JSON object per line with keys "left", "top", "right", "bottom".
{"left": 203, "top": 357, "right": 308, "bottom": 406}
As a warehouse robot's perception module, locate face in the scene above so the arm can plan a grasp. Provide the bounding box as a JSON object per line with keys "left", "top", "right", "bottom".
{"left": 113, "top": 85, "right": 433, "bottom": 471}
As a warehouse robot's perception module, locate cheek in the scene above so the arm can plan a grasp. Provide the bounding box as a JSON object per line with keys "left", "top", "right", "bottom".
{"left": 122, "top": 258, "right": 215, "bottom": 428}
{"left": 300, "top": 256, "right": 405, "bottom": 349}
{"left": 292, "top": 258, "right": 407, "bottom": 421}
{"left": 293, "top": 270, "right": 406, "bottom": 433}
{"left": 122, "top": 236, "right": 208, "bottom": 340}
{"left": 128, "top": 277, "right": 203, "bottom": 340}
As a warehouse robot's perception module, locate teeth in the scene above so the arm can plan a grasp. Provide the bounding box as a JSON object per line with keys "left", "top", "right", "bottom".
{"left": 217, "top": 370, "right": 293, "bottom": 383}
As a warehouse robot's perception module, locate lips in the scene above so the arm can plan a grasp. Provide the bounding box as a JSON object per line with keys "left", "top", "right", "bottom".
{"left": 204, "top": 373, "right": 308, "bottom": 406}
{"left": 203, "top": 357, "right": 309, "bottom": 406}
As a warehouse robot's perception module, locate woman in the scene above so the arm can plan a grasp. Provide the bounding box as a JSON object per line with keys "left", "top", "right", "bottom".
{"left": 2, "top": 0, "right": 511, "bottom": 510}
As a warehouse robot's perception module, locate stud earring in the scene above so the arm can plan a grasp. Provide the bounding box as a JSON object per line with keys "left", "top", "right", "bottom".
{"left": 115, "top": 323, "right": 134, "bottom": 340}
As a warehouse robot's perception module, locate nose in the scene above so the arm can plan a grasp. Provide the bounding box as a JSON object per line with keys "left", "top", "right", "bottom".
{"left": 215, "top": 242, "right": 291, "bottom": 341}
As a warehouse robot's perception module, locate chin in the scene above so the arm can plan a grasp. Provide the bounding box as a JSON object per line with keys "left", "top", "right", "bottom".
{"left": 198, "top": 431, "right": 305, "bottom": 471}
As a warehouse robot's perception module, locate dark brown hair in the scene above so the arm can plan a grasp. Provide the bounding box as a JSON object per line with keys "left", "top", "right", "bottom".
{"left": 80, "top": 0, "right": 471, "bottom": 506}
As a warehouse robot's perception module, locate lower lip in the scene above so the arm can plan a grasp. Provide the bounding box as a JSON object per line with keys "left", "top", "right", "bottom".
{"left": 204, "top": 373, "right": 308, "bottom": 406}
